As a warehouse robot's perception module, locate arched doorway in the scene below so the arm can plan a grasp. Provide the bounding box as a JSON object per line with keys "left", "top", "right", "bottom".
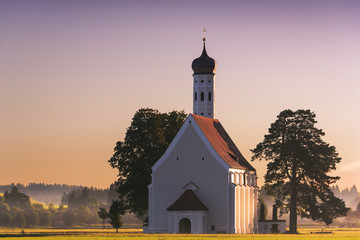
{"left": 179, "top": 218, "right": 191, "bottom": 233}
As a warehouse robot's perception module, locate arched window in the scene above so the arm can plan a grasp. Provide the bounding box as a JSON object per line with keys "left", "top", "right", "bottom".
{"left": 208, "top": 92, "right": 211, "bottom": 101}
{"left": 195, "top": 92, "right": 197, "bottom": 101}
{"left": 201, "top": 92, "right": 204, "bottom": 101}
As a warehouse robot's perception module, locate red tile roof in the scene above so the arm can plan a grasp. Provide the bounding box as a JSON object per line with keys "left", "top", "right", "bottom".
{"left": 167, "top": 189, "right": 208, "bottom": 211}
{"left": 191, "top": 114, "right": 255, "bottom": 171}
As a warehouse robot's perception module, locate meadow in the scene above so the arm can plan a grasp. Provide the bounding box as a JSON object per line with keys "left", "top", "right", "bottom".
{"left": 1, "top": 228, "right": 360, "bottom": 240}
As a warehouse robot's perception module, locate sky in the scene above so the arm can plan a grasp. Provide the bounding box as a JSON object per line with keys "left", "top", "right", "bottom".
{"left": 1, "top": 0, "right": 359, "bottom": 190}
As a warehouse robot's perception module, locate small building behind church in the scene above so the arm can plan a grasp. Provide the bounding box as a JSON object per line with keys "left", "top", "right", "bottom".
{"left": 144, "top": 37, "right": 258, "bottom": 234}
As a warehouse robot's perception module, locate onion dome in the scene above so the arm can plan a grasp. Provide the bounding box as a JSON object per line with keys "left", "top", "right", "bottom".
{"left": 191, "top": 41, "right": 217, "bottom": 75}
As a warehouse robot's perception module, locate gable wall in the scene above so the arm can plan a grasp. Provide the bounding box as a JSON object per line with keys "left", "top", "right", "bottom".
{"left": 151, "top": 123, "right": 230, "bottom": 233}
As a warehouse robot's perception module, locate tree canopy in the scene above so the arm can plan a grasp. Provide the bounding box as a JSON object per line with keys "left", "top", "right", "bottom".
{"left": 110, "top": 213, "right": 122, "bottom": 233}
{"left": 0, "top": 186, "right": 105, "bottom": 228}
{"left": 251, "top": 109, "right": 348, "bottom": 233}
{"left": 67, "top": 187, "right": 99, "bottom": 210}
{"left": 3, "top": 187, "right": 31, "bottom": 209}
{"left": 98, "top": 207, "right": 108, "bottom": 229}
{"left": 108, "top": 108, "right": 186, "bottom": 217}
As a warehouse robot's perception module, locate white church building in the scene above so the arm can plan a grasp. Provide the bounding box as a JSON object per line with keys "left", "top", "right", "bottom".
{"left": 144, "top": 37, "right": 258, "bottom": 234}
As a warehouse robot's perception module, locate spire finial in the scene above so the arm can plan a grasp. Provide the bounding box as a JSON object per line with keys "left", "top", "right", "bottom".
{"left": 203, "top": 28, "right": 206, "bottom": 42}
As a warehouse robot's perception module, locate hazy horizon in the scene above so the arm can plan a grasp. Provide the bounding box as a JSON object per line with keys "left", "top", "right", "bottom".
{"left": 1, "top": 0, "right": 359, "bottom": 189}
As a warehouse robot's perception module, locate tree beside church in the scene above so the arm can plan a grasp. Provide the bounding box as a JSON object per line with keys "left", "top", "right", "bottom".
{"left": 108, "top": 108, "right": 186, "bottom": 217}
{"left": 251, "top": 109, "right": 349, "bottom": 233}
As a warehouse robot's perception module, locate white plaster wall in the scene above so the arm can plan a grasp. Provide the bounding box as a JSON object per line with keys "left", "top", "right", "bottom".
{"left": 168, "top": 211, "right": 207, "bottom": 233}
{"left": 193, "top": 74, "right": 215, "bottom": 118}
{"left": 229, "top": 183, "right": 236, "bottom": 233}
{"left": 151, "top": 124, "right": 229, "bottom": 233}
{"left": 228, "top": 172, "right": 259, "bottom": 234}
{"left": 253, "top": 187, "right": 259, "bottom": 233}
{"left": 258, "top": 221, "right": 286, "bottom": 234}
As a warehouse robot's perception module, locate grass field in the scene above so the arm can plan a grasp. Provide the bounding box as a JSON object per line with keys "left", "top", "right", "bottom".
{"left": 0, "top": 228, "right": 360, "bottom": 240}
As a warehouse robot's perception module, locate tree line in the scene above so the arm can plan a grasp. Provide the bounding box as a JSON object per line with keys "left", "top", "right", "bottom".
{"left": 331, "top": 185, "right": 359, "bottom": 209}
{"left": 0, "top": 186, "right": 110, "bottom": 228}
{"left": 0, "top": 183, "right": 108, "bottom": 205}
{"left": 60, "top": 187, "right": 110, "bottom": 206}
{"left": 0, "top": 187, "right": 51, "bottom": 227}
{"left": 345, "top": 203, "right": 360, "bottom": 226}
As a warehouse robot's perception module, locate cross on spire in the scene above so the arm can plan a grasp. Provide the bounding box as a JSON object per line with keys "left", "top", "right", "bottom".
{"left": 203, "top": 28, "right": 206, "bottom": 42}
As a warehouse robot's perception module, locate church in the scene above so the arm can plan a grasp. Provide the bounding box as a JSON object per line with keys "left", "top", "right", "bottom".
{"left": 144, "top": 37, "right": 258, "bottom": 234}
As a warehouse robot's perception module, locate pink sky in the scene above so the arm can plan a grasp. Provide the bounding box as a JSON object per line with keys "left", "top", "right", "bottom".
{"left": 1, "top": 0, "right": 359, "bottom": 189}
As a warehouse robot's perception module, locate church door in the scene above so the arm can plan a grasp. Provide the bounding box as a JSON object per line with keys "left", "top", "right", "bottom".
{"left": 179, "top": 218, "right": 191, "bottom": 233}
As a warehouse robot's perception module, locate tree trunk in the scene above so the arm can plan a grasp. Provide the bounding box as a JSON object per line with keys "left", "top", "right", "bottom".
{"left": 116, "top": 228, "right": 118, "bottom": 233}
{"left": 103, "top": 219, "right": 105, "bottom": 229}
{"left": 289, "top": 182, "right": 298, "bottom": 233}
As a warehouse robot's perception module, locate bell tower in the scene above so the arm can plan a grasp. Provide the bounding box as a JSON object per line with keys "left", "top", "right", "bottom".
{"left": 191, "top": 30, "right": 217, "bottom": 118}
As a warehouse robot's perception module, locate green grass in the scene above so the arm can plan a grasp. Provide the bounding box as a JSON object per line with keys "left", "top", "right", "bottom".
{"left": 0, "top": 228, "right": 360, "bottom": 240}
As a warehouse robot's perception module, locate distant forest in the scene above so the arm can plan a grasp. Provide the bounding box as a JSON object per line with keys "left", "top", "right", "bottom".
{"left": 0, "top": 185, "right": 142, "bottom": 228}
{"left": 0, "top": 183, "right": 111, "bottom": 205}
{"left": 0, "top": 183, "right": 359, "bottom": 227}
{"left": 259, "top": 184, "right": 360, "bottom": 226}
{"left": 261, "top": 184, "right": 359, "bottom": 211}
{"left": 1, "top": 183, "right": 358, "bottom": 210}
{"left": 331, "top": 185, "right": 359, "bottom": 210}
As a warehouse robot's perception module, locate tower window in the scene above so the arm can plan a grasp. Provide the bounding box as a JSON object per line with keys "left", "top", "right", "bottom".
{"left": 195, "top": 92, "right": 197, "bottom": 101}
{"left": 208, "top": 80, "right": 211, "bottom": 83}
{"left": 208, "top": 92, "right": 211, "bottom": 101}
{"left": 208, "top": 113, "right": 211, "bottom": 115}
{"left": 201, "top": 92, "right": 204, "bottom": 101}
{"left": 201, "top": 112, "right": 204, "bottom": 115}
{"left": 195, "top": 80, "right": 197, "bottom": 83}
{"left": 201, "top": 80, "right": 204, "bottom": 83}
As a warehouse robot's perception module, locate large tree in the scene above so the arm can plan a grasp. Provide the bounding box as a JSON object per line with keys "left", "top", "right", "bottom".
{"left": 251, "top": 109, "right": 348, "bottom": 233}
{"left": 108, "top": 108, "right": 186, "bottom": 217}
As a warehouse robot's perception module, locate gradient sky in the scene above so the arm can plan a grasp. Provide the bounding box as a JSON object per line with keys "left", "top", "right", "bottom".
{"left": 1, "top": 0, "right": 359, "bottom": 189}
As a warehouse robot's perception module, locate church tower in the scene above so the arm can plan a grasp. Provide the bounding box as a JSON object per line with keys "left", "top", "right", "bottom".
{"left": 146, "top": 34, "right": 259, "bottom": 235}
{"left": 191, "top": 33, "right": 217, "bottom": 118}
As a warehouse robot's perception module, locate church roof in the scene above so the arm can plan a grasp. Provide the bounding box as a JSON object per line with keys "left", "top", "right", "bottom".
{"left": 167, "top": 189, "right": 208, "bottom": 211}
{"left": 191, "top": 114, "right": 256, "bottom": 171}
